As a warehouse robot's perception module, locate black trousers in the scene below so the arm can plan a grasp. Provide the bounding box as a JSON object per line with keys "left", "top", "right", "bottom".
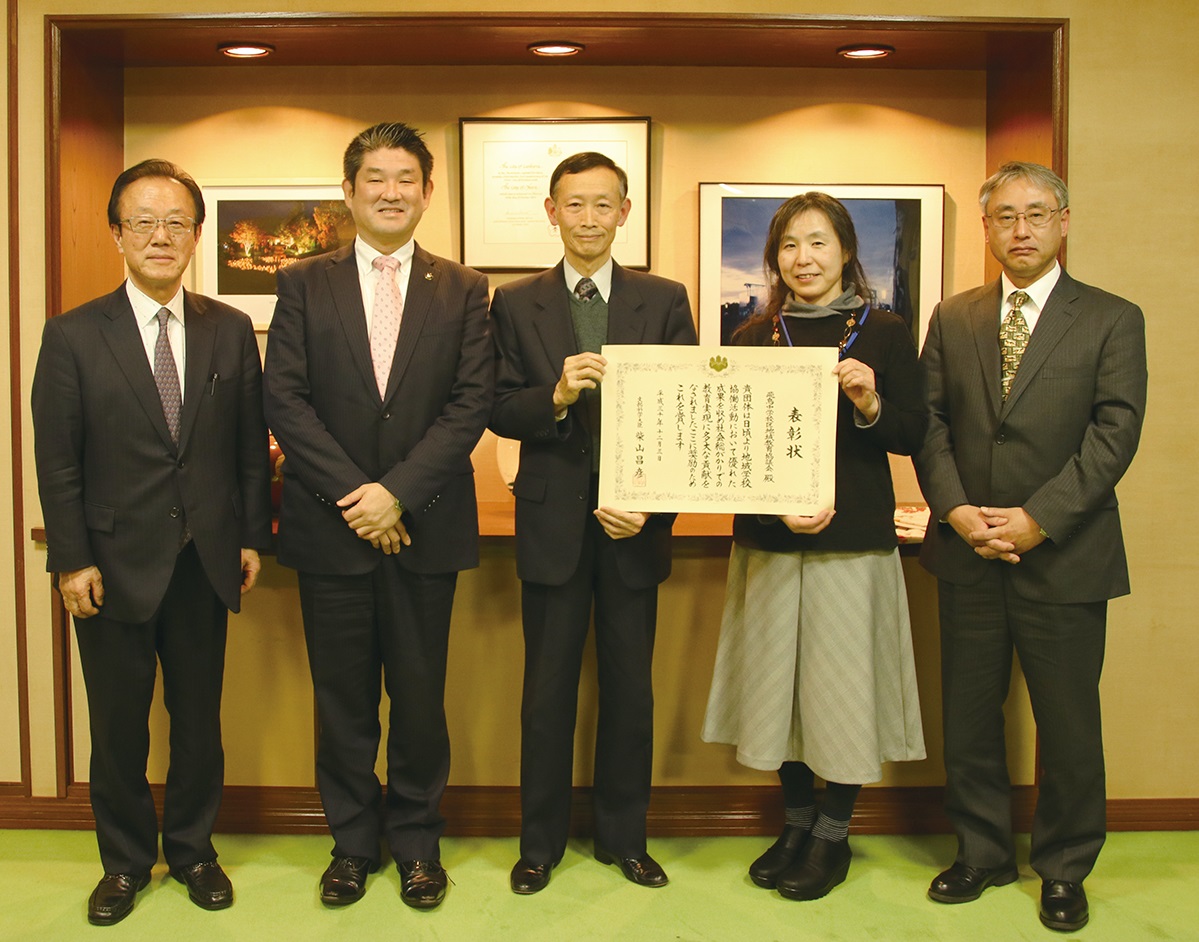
{"left": 518, "top": 512, "right": 659, "bottom": 864}
{"left": 299, "top": 562, "right": 457, "bottom": 863}
{"left": 939, "top": 568, "right": 1108, "bottom": 884}
{"left": 74, "top": 542, "right": 227, "bottom": 876}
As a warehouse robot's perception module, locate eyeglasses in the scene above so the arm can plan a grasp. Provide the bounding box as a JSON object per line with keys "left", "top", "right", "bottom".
{"left": 986, "top": 207, "right": 1066, "bottom": 230}
{"left": 120, "top": 216, "right": 196, "bottom": 237}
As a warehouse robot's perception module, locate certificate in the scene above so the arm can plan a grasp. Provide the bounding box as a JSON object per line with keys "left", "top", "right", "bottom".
{"left": 598, "top": 345, "right": 838, "bottom": 515}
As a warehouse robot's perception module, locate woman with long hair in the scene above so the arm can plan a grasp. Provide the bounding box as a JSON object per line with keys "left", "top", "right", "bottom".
{"left": 702, "top": 192, "right": 927, "bottom": 900}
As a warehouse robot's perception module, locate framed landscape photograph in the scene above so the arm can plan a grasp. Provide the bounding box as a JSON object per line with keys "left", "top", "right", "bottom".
{"left": 698, "top": 183, "right": 945, "bottom": 347}
{"left": 459, "top": 116, "right": 651, "bottom": 271}
{"left": 199, "top": 185, "right": 355, "bottom": 328}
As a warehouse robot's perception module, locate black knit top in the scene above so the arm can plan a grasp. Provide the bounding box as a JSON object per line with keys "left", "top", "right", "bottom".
{"left": 731, "top": 306, "right": 927, "bottom": 553}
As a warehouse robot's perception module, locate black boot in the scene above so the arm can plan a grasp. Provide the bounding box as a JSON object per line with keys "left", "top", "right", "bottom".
{"left": 748, "top": 825, "right": 809, "bottom": 889}
{"left": 776, "top": 835, "right": 852, "bottom": 900}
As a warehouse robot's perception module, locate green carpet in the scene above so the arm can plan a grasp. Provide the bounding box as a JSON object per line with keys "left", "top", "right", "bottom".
{"left": 1, "top": 830, "right": 1195, "bottom": 940}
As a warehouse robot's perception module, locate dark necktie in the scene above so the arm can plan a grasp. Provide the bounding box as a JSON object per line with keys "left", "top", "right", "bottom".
{"left": 575, "top": 277, "right": 598, "bottom": 302}
{"left": 154, "top": 307, "right": 182, "bottom": 442}
{"left": 999, "top": 290, "right": 1030, "bottom": 400}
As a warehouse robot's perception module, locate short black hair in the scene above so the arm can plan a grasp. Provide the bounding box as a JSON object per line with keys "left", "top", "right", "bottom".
{"left": 107, "top": 159, "right": 205, "bottom": 227}
{"left": 343, "top": 122, "right": 434, "bottom": 188}
{"left": 548, "top": 152, "right": 628, "bottom": 202}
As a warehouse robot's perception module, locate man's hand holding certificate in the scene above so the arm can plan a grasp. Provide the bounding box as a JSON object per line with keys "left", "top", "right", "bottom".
{"left": 598, "top": 344, "right": 838, "bottom": 515}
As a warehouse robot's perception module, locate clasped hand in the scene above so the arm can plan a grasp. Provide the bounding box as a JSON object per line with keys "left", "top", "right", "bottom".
{"left": 947, "top": 504, "right": 1045, "bottom": 564}
{"left": 338, "top": 482, "right": 411, "bottom": 555}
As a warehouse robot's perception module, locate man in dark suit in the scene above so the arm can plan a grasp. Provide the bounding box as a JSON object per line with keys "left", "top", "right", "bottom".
{"left": 915, "top": 161, "right": 1147, "bottom": 933}
{"left": 31, "top": 159, "right": 271, "bottom": 925}
{"left": 263, "top": 123, "right": 492, "bottom": 911}
{"left": 489, "top": 152, "right": 696, "bottom": 895}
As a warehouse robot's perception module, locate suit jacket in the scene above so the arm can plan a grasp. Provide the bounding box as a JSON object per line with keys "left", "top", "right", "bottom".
{"left": 915, "top": 269, "right": 1147, "bottom": 604}
{"left": 263, "top": 242, "right": 492, "bottom": 576}
{"left": 489, "top": 261, "right": 697, "bottom": 587}
{"left": 31, "top": 284, "right": 272, "bottom": 624}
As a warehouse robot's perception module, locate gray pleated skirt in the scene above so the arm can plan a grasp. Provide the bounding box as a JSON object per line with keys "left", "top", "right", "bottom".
{"left": 701, "top": 544, "right": 925, "bottom": 783}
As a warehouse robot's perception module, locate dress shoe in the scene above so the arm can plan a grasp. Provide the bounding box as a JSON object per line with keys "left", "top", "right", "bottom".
{"left": 169, "top": 860, "right": 233, "bottom": 910}
{"left": 88, "top": 872, "right": 150, "bottom": 926}
{"left": 1040, "top": 880, "right": 1089, "bottom": 932}
{"left": 748, "top": 824, "right": 809, "bottom": 889}
{"left": 510, "top": 858, "right": 556, "bottom": 895}
{"left": 397, "top": 859, "right": 448, "bottom": 909}
{"left": 928, "top": 861, "right": 1019, "bottom": 903}
{"left": 319, "top": 856, "right": 377, "bottom": 907}
{"left": 594, "top": 846, "right": 668, "bottom": 888}
{"left": 776, "top": 835, "right": 852, "bottom": 900}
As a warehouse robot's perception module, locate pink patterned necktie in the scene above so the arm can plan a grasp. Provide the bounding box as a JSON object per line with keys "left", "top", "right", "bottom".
{"left": 154, "top": 307, "right": 182, "bottom": 442}
{"left": 370, "top": 256, "right": 403, "bottom": 397}
{"left": 999, "top": 290, "right": 1030, "bottom": 400}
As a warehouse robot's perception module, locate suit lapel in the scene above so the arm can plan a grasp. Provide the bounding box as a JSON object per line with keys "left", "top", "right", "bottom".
{"left": 324, "top": 245, "right": 378, "bottom": 399}
{"left": 969, "top": 281, "right": 1003, "bottom": 420}
{"left": 177, "top": 290, "right": 215, "bottom": 451}
{"left": 530, "top": 262, "right": 579, "bottom": 377}
{"left": 99, "top": 285, "right": 176, "bottom": 450}
{"left": 382, "top": 243, "right": 436, "bottom": 405}
{"left": 607, "top": 262, "right": 648, "bottom": 344}
{"left": 1001, "top": 272, "right": 1081, "bottom": 415}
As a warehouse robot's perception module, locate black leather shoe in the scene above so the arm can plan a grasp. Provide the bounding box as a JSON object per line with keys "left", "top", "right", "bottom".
{"left": 1040, "top": 880, "right": 1089, "bottom": 932}
{"left": 510, "top": 858, "right": 555, "bottom": 895}
{"left": 749, "top": 825, "right": 809, "bottom": 889}
{"left": 88, "top": 872, "right": 150, "bottom": 926}
{"left": 594, "top": 846, "right": 668, "bottom": 887}
{"left": 776, "top": 836, "right": 852, "bottom": 900}
{"left": 928, "top": 861, "right": 1019, "bottom": 903}
{"left": 397, "top": 859, "right": 448, "bottom": 909}
{"left": 320, "top": 856, "right": 377, "bottom": 907}
{"left": 169, "top": 860, "right": 233, "bottom": 911}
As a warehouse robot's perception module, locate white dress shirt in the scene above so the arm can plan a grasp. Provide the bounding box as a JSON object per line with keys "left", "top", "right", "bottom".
{"left": 1000, "top": 261, "right": 1061, "bottom": 334}
{"left": 563, "top": 257, "right": 614, "bottom": 301}
{"left": 128, "top": 280, "right": 186, "bottom": 400}
{"left": 353, "top": 236, "right": 416, "bottom": 338}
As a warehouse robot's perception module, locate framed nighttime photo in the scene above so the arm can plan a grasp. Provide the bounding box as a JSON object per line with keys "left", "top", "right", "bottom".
{"left": 459, "top": 116, "right": 651, "bottom": 271}
{"left": 199, "top": 185, "right": 355, "bottom": 328}
{"left": 698, "top": 183, "right": 944, "bottom": 348}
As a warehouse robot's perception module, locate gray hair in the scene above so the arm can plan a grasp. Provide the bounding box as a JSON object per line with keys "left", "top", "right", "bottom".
{"left": 978, "top": 161, "right": 1068, "bottom": 213}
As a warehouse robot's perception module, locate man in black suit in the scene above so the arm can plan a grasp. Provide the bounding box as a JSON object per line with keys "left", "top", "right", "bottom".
{"left": 915, "top": 162, "right": 1147, "bottom": 932}
{"left": 32, "top": 159, "right": 271, "bottom": 925}
{"left": 489, "top": 152, "right": 696, "bottom": 895}
{"left": 263, "top": 123, "right": 492, "bottom": 911}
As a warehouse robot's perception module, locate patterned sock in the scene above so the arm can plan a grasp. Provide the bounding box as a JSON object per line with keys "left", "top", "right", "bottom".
{"left": 784, "top": 805, "right": 816, "bottom": 830}
{"left": 811, "top": 812, "right": 851, "bottom": 843}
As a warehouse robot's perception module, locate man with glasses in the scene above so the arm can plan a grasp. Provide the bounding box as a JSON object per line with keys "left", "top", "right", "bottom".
{"left": 915, "top": 161, "right": 1147, "bottom": 932}
{"left": 32, "top": 159, "right": 271, "bottom": 925}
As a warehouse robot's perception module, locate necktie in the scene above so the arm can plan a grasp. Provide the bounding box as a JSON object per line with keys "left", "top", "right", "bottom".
{"left": 154, "top": 308, "right": 182, "bottom": 443}
{"left": 371, "top": 256, "right": 403, "bottom": 397}
{"left": 999, "top": 290, "right": 1030, "bottom": 400}
{"left": 575, "top": 277, "right": 598, "bottom": 302}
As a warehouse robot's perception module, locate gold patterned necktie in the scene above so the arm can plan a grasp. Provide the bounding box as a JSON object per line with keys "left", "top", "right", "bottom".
{"left": 999, "top": 290, "right": 1030, "bottom": 400}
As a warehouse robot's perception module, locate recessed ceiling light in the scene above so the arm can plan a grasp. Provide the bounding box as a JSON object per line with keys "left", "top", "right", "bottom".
{"left": 218, "top": 42, "right": 275, "bottom": 59}
{"left": 837, "top": 43, "right": 895, "bottom": 60}
{"left": 528, "top": 41, "right": 585, "bottom": 58}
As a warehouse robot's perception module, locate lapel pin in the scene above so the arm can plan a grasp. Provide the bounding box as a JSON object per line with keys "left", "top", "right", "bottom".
{"left": 424, "top": 272, "right": 433, "bottom": 280}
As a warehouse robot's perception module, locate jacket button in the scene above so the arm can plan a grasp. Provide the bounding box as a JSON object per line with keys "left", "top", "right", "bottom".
{"left": 578, "top": 493, "right": 586, "bottom": 500}
{"left": 382, "top": 411, "right": 391, "bottom": 420}
{"left": 995, "top": 433, "right": 1006, "bottom": 445}
{"left": 169, "top": 507, "right": 181, "bottom": 518}
{"left": 177, "top": 459, "right": 185, "bottom": 469}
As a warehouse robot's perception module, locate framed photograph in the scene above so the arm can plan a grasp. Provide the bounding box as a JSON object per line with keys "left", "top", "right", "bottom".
{"left": 698, "top": 183, "right": 944, "bottom": 348}
{"left": 459, "top": 117, "right": 651, "bottom": 271}
{"left": 199, "top": 185, "right": 355, "bottom": 328}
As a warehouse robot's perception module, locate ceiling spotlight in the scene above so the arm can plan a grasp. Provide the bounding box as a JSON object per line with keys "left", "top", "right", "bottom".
{"left": 528, "top": 41, "right": 585, "bottom": 57}
{"left": 837, "top": 43, "right": 895, "bottom": 60}
{"left": 218, "top": 42, "right": 275, "bottom": 59}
